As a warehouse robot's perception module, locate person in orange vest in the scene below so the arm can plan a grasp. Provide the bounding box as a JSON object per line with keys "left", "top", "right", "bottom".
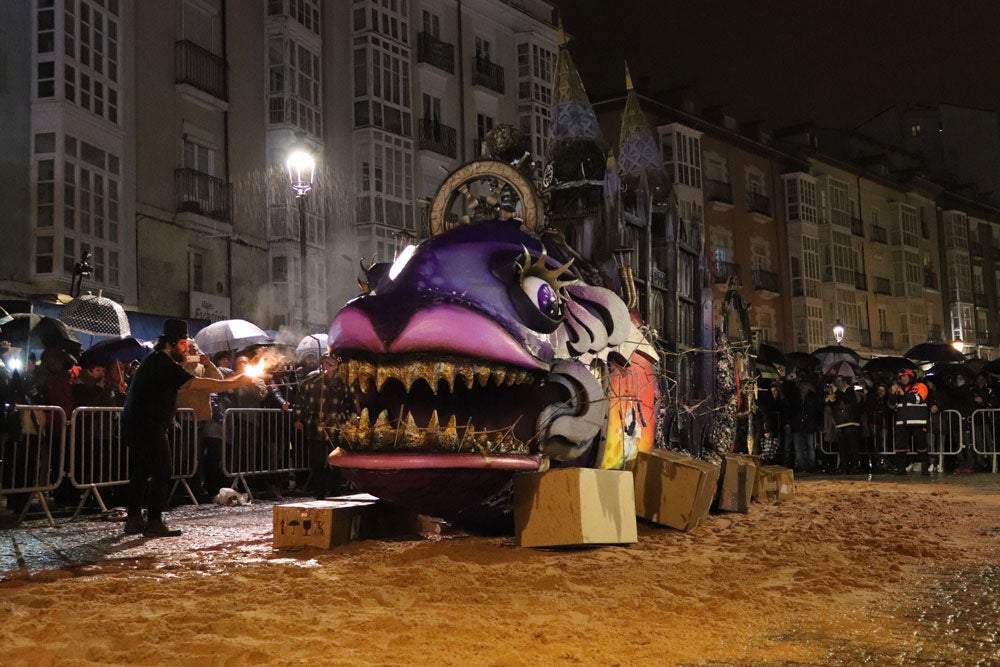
{"left": 888, "top": 368, "right": 930, "bottom": 475}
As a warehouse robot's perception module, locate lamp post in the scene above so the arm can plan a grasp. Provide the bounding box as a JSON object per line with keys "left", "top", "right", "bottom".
{"left": 832, "top": 319, "right": 845, "bottom": 344}
{"left": 70, "top": 251, "right": 93, "bottom": 298}
{"left": 952, "top": 336, "right": 965, "bottom": 355}
{"left": 286, "top": 142, "right": 315, "bottom": 329}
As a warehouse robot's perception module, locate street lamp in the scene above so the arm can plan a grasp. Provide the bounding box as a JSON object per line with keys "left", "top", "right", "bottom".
{"left": 286, "top": 141, "right": 315, "bottom": 328}
{"left": 832, "top": 319, "right": 845, "bottom": 344}
{"left": 952, "top": 336, "right": 965, "bottom": 354}
{"left": 70, "top": 251, "right": 93, "bottom": 298}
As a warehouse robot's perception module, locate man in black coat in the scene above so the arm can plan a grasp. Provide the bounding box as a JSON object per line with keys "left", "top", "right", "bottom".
{"left": 826, "top": 375, "right": 863, "bottom": 474}
{"left": 122, "top": 319, "right": 255, "bottom": 537}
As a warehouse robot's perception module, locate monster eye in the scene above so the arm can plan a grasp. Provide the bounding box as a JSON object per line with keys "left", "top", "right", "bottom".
{"left": 522, "top": 276, "right": 562, "bottom": 319}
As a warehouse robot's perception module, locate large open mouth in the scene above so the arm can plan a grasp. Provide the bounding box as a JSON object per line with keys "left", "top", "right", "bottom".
{"left": 332, "top": 354, "right": 552, "bottom": 455}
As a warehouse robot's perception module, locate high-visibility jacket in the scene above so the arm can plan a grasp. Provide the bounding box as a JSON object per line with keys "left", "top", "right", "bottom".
{"left": 889, "top": 381, "right": 930, "bottom": 427}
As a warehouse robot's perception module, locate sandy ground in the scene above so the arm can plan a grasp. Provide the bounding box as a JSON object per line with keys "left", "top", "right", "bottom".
{"left": 1, "top": 476, "right": 999, "bottom": 666}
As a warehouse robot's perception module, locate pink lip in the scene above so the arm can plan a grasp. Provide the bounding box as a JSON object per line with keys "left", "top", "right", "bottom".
{"left": 328, "top": 448, "right": 544, "bottom": 471}
{"left": 329, "top": 304, "right": 546, "bottom": 370}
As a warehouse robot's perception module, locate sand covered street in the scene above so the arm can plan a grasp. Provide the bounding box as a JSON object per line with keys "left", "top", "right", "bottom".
{"left": 1, "top": 476, "right": 999, "bottom": 666}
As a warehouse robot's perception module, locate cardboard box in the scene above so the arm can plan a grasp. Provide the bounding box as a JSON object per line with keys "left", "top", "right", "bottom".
{"left": 514, "top": 468, "right": 638, "bottom": 548}
{"left": 715, "top": 455, "right": 757, "bottom": 513}
{"left": 757, "top": 466, "right": 795, "bottom": 502}
{"left": 273, "top": 494, "right": 428, "bottom": 549}
{"left": 273, "top": 499, "right": 373, "bottom": 549}
{"left": 633, "top": 450, "right": 721, "bottom": 531}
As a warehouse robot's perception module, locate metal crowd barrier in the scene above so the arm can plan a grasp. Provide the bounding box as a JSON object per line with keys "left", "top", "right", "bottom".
{"left": 68, "top": 406, "right": 199, "bottom": 519}
{"left": 221, "top": 407, "right": 307, "bottom": 499}
{"left": 0, "top": 405, "right": 67, "bottom": 526}
{"left": 969, "top": 408, "right": 1000, "bottom": 473}
{"left": 816, "top": 408, "right": 965, "bottom": 470}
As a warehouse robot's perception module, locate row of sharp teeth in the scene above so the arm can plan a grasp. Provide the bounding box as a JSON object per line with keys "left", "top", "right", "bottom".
{"left": 337, "top": 359, "right": 537, "bottom": 393}
{"left": 330, "top": 408, "right": 530, "bottom": 455}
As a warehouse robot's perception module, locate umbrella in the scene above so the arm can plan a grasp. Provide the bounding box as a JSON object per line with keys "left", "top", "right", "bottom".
{"left": 812, "top": 344, "right": 861, "bottom": 368}
{"left": 59, "top": 293, "right": 131, "bottom": 337}
{"left": 823, "top": 359, "right": 862, "bottom": 379}
{"left": 194, "top": 319, "right": 270, "bottom": 356}
{"left": 962, "top": 358, "right": 987, "bottom": 373}
{"left": 754, "top": 360, "right": 781, "bottom": 380}
{"left": 904, "top": 342, "right": 965, "bottom": 363}
{"left": 0, "top": 313, "right": 79, "bottom": 350}
{"left": 296, "top": 333, "right": 328, "bottom": 359}
{"left": 983, "top": 358, "right": 1000, "bottom": 375}
{"left": 785, "top": 351, "right": 820, "bottom": 373}
{"left": 79, "top": 336, "right": 151, "bottom": 367}
{"left": 754, "top": 343, "right": 786, "bottom": 367}
{"left": 924, "top": 363, "right": 976, "bottom": 388}
{"left": 862, "top": 356, "right": 918, "bottom": 375}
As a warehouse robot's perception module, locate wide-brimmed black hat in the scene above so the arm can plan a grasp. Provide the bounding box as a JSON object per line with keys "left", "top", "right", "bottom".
{"left": 161, "top": 318, "right": 188, "bottom": 343}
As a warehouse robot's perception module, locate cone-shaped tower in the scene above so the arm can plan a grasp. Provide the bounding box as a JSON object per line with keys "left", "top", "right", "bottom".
{"left": 616, "top": 63, "right": 668, "bottom": 197}
{"left": 545, "top": 28, "right": 607, "bottom": 184}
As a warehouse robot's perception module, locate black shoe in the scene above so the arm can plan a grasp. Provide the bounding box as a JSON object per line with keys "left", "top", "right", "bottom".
{"left": 123, "top": 517, "right": 147, "bottom": 535}
{"left": 891, "top": 468, "right": 907, "bottom": 476}
{"left": 143, "top": 520, "right": 182, "bottom": 538}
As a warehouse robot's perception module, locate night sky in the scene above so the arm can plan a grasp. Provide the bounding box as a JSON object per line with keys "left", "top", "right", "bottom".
{"left": 561, "top": 0, "right": 1000, "bottom": 130}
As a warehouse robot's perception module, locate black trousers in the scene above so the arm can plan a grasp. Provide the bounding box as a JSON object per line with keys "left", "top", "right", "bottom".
{"left": 125, "top": 429, "right": 171, "bottom": 522}
{"left": 836, "top": 424, "right": 862, "bottom": 472}
{"left": 893, "top": 425, "right": 929, "bottom": 471}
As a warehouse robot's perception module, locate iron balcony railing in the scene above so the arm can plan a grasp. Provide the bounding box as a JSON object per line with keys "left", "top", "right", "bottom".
{"left": 874, "top": 276, "right": 892, "bottom": 295}
{"left": 175, "top": 40, "right": 228, "bottom": 102}
{"left": 746, "top": 191, "right": 772, "bottom": 217}
{"left": 712, "top": 260, "right": 741, "bottom": 284}
{"left": 417, "top": 32, "right": 455, "bottom": 74}
{"left": 472, "top": 57, "right": 505, "bottom": 94}
{"left": 417, "top": 118, "right": 457, "bottom": 158}
{"left": 851, "top": 216, "right": 864, "bottom": 236}
{"left": 878, "top": 331, "right": 894, "bottom": 348}
{"left": 859, "top": 329, "right": 872, "bottom": 348}
{"left": 970, "top": 240, "right": 987, "bottom": 258}
{"left": 175, "top": 168, "right": 231, "bottom": 222}
{"left": 704, "top": 179, "right": 733, "bottom": 204}
{"left": 978, "top": 331, "right": 991, "bottom": 346}
{"left": 870, "top": 225, "right": 888, "bottom": 243}
{"left": 752, "top": 268, "right": 780, "bottom": 293}
{"left": 924, "top": 270, "right": 938, "bottom": 290}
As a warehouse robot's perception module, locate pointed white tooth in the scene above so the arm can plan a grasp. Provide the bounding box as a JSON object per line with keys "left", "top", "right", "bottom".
{"left": 402, "top": 412, "right": 421, "bottom": 448}
{"left": 358, "top": 408, "right": 370, "bottom": 430}
{"left": 475, "top": 365, "right": 491, "bottom": 388}
{"left": 491, "top": 368, "right": 506, "bottom": 386}
{"left": 435, "top": 362, "right": 454, "bottom": 393}
{"left": 439, "top": 415, "right": 459, "bottom": 449}
{"left": 376, "top": 364, "right": 393, "bottom": 391}
{"left": 425, "top": 410, "right": 440, "bottom": 447}
{"left": 372, "top": 409, "right": 393, "bottom": 448}
{"left": 406, "top": 365, "right": 423, "bottom": 392}
{"left": 504, "top": 369, "right": 517, "bottom": 386}
{"left": 456, "top": 364, "right": 473, "bottom": 390}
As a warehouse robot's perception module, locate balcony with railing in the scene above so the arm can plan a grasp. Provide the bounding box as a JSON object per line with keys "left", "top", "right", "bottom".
{"left": 978, "top": 331, "right": 992, "bottom": 346}
{"left": 712, "top": 260, "right": 741, "bottom": 285}
{"left": 873, "top": 276, "right": 892, "bottom": 295}
{"left": 752, "top": 268, "right": 780, "bottom": 293}
{"left": 472, "top": 57, "right": 505, "bottom": 94}
{"left": 417, "top": 32, "right": 455, "bottom": 74}
{"left": 970, "top": 240, "right": 987, "bottom": 259}
{"left": 928, "top": 324, "right": 943, "bottom": 341}
{"left": 175, "top": 40, "right": 228, "bottom": 102}
{"left": 417, "top": 118, "right": 457, "bottom": 158}
{"left": 746, "top": 191, "right": 772, "bottom": 217}
{"left": 850, "top": 216, "right": 864, "bottom": 237}
{"left": 175, "top": 168, "right": 230, "bottom": 222}
{"left": 923, "top": 269, "right": 938, "bottom": 290}
{"left": 859, "top": 328, "right": 872, "bottom": 348}
{"left": 975, "top": 291, "right": 990, "bottom": 307}
{"left": 878, "top": 331, "right": 894, "bottom": 348}
{"left": 870, "top": 224, "right": 888, "bottom": 244}
{"left": 854, "top": 271, "right": 867, "bottom": 291}
{"left": 704, "top": 179, "right": 733, "bottom": 204}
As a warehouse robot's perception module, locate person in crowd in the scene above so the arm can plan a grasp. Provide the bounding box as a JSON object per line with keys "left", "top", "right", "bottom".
{"left": 755, "top": 382, "right": 785, "bottom": 464}
{"left": 862, "top": 383, "right": 890, "bottom": 472}
{"left": 212, "top": 351, "right": 233, "bottom": 375}
{"left": 36, "top": 333, "right": 79, "bottom": 417}
{"left": 122, "top": 319, "right": 254, "bottom": 537}
{"left": 292, "top": 355, "right": 353, "bottom": 499}
{"left": 176, "top": 341, "right": 226, "bottom": 500}
{"left": 0, "top": 341, "right": 15, "bottom": 406}
{"left": 72, "top": 359, "right": 115, "bottom": 407}
{"left": 888, "top": 368, "right": 931, "bottom": 475}
{"left": 959, "top": 371, "right": 994, "bottom": 473}
{"left": 783, "top": 375, "right": 822, "bottom": 472}
{"left": 826, "top": 375, "right": 863, "bottom": 473}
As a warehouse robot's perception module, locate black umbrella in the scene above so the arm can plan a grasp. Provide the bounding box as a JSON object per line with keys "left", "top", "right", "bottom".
{"left": 812, "top": 344, "right": 861, "bottom": 368}
{"left": 754, "top": 343, "right": 787, "bottom": 366}
{"left": 983, "top": 358, "right": 1000, "bottom": 375}
{"left": 904, "top": 342, "right": 965, "bottom": 363}
{"left": 79, "top": 336, "right": 151, "bottom": 367}
{"left": 785, "top": 351, "right": 820, "bottom": 372}
{"left": 862, "top": 356, "right": 918, "bottom": 375}
{"left": 924, "top": 363, "right": 976, "bottom": 388}
{"left": 0, "top": 313, "right": 79, "bottom": 350}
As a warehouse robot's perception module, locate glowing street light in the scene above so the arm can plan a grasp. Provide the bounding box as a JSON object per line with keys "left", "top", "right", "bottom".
{"left": 286, "top": 138, "right": 316, "bottom": 328}
{"left": 832, "top": 319, "right": 845, "bottom": 344}
{"left": 952, "top": 337, "right": 965, "bottom": 354}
